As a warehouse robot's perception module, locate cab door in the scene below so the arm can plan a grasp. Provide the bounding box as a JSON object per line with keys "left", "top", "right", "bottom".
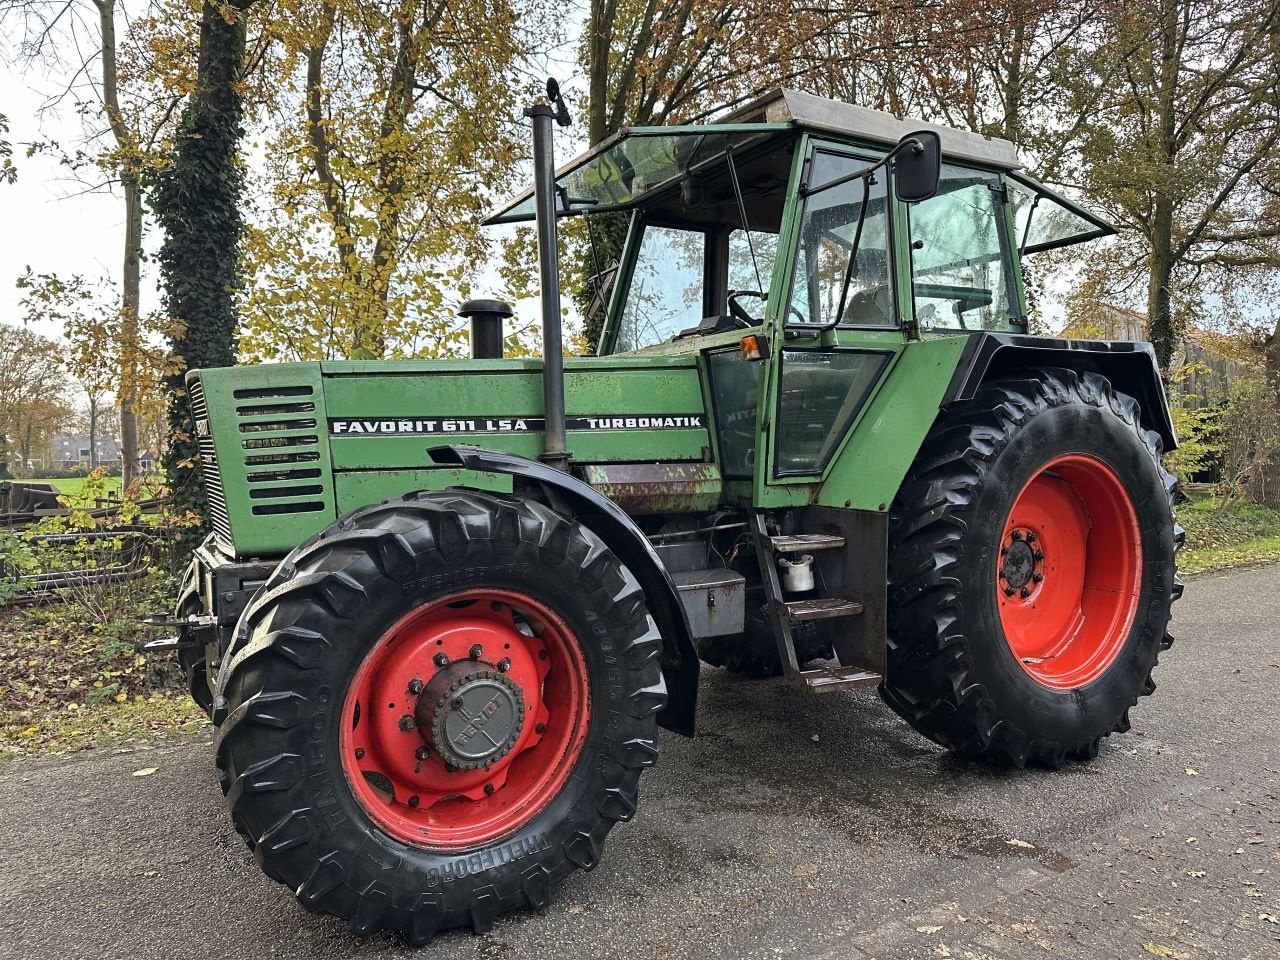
{"left": 753, "top": 138, "right": 909, "bottom": 505}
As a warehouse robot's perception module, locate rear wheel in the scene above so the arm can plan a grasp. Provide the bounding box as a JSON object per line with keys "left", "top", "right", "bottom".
{"left": 213, "top": 490, "right": 665, "bottom": 941}
{"left": 881, "top": 368, "right": 1182, "bottom": 767}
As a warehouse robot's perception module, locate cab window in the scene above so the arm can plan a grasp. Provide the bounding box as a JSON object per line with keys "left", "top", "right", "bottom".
{"left": 614, "top": 225, "right": 707, "bottom": 353}
{"left": 788, "top": 150, "right": 894, "bottom": 327}
{"left": 907, "top": 164, "right": 1020, "bottom": 332}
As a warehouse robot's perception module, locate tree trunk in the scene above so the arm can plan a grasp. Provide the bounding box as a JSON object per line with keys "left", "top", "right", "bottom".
{"left": 154, "top": 0, "right": 253, "bottom": 529}
{"left": 1147, "top": 215, "right": 1176, "bottom": 369}
{"left": 119, "top": 173, "right": 142, "bottom": 487}
{"left": 88, "top": 393, "right": 99, "bottom": 470}
{"left": 97, "top": 0, "right": 141, "bottom": 489}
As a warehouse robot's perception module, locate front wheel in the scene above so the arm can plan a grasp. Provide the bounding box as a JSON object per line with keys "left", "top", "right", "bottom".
{"left": 212, "top": 490, "right": 666, "bottom": 941}
{"left": 881, "top": 368, "right": 1182, "bottom": 768}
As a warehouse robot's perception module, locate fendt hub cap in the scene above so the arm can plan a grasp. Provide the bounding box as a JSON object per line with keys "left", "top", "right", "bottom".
{"left": 340, "top": 589, "right": 590, "bottom": 849}
{"left": 415, "top": 663, "right": 525, "bottom": 770}
{"left": 996, "top": 454, "right": 1142, "bottom": 689}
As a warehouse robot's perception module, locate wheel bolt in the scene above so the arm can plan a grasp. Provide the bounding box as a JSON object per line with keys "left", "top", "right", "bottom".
{"left": 998, "top": 571, "right": 1007, "bottom": 581}
{"left": 415, "top": 746, "right": 430, "bottom": 761}
{"left": 451, "top": 697, "right": 465, "bottom": 711}
{"left": 1032, "top": 572, "right": 1044, "bottom": 583}
{"left": 1011, "top": 530, "right": 1023, "bottom": 541}
{"left": 483, "top": 783, "right": 495, "bottom": 796}
{"left": 534, "top": 722, "right": 546, "bottom": 734}
{"left": 1026, "top": 531, "right": 1037, "bottom": 542}
{"left": 1004, "top": 587, "right": 1016, "bottom": 597}
{"left": 408, "top": 795, "right": 419, "bottom": 808}
{"left": 433, "top": 652, "right": 449, "bottom": 668}
{"left": 1033, "top": 550, "right": 1044, "bottom": 562}
{"left": 355, "top": 747, "right": 365, "bottom": 760}
{"left": 1019, "top": 587, "right": 1031, "bottom": 599}
{"left": 398, "top": 714, "right": 416, "bottom": 731}
{"left": 497, "top": 657, "right": 511, "bottom": 672}
{"left": 469, "top": 643, "right": 483, "bottom": 660}
{"left": 407, "top": 678, "right": 423, "bottom": 695}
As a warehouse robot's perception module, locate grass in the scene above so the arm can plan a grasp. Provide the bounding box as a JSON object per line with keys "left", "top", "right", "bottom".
{"left": 1178, "top": 493, "right": 1280, "bottom": 574}
{"left": 26, "top": 475, "right": 123, "bottom": 497}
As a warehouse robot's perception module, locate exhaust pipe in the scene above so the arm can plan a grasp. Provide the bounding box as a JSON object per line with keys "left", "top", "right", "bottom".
{"left": 524, "top": 78, "right": 572, "bottom": 470}
{"left": 459, "top": 299, "right": 512, "bottom": 359}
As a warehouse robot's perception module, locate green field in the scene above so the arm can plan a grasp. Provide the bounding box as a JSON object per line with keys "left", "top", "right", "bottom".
{"left": 28, "top": 476, "right": 124, "bottom": 497}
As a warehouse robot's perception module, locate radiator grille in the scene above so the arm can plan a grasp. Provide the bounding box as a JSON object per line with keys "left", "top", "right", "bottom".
{"left": 232, "top": 385, "right": 325, "bottom": 519}
{"left": 188, "top": 377, "right": 232, "bottom": 544}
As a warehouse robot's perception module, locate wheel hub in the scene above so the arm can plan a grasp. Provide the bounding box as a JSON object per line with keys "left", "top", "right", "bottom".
{"left": 416, "top": 662, "right": 525, "bottom": 770}
{"left": 340, "top": 588, "right": 590, "bottom": 849}
{"left": 1000, "top": 530, "right": 1042, "bottom": 593}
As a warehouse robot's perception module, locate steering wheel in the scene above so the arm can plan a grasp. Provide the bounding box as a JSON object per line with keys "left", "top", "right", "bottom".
{"left": 727, "top": 289, "right": 807, "bottom": 326}
{"left": 727, "top": 290, "right": 766, "bottom": 327}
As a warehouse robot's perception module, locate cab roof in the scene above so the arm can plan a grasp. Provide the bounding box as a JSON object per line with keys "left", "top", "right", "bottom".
{"left": 485, "top": 89, "right": 1022, "bottom": 225}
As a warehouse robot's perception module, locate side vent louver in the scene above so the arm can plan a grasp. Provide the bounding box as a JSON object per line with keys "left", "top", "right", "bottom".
{"left": 230, "top": 385, "right": 328, "bottom": 518}
{"left": 189, "top": 377, "right": 232, "bottom": 544}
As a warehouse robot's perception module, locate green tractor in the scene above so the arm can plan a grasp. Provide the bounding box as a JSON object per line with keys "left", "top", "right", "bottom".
{"left": 154, "top": 84, "right": 1181, "bottom": 942}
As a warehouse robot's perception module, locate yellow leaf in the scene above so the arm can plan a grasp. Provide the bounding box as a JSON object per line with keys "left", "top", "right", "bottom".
{"left": 1143, "top": 945, "right": 1174, "bottom": 958}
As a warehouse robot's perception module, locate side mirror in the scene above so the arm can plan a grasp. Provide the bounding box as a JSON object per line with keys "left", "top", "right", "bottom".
{"left": 894, "top": 130, "right": 941, "bottom": 203}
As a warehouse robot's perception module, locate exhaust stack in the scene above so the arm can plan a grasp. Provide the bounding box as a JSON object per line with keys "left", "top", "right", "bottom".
{"left": 524, "top": 78, "right": 572, "bottom": 470}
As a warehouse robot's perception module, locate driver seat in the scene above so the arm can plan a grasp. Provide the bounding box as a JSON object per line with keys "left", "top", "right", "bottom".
{"left": 842, "top": 286, "right": 894, "bottom": 325}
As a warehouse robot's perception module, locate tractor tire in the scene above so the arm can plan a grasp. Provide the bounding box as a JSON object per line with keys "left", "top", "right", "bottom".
{"left": 696, "top": 602, "right": 832, "bottom": 677}
{"left": 881, "top": 368, "right": 1182, "bottom": 768}
{"left": 212, "top": 490, "right": 665, "bottom": 942}
{"left": 175, "top": 561, "right": 214, "bottom": 715}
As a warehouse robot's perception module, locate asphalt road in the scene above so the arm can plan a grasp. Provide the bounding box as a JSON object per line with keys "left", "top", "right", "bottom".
{"left": 2, "top": 566, "right": 1279, "bottom": 960}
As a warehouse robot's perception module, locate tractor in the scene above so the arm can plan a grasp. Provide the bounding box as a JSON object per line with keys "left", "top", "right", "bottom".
{"left": 151, "top": 83, "right": 1182, "bottom": 943}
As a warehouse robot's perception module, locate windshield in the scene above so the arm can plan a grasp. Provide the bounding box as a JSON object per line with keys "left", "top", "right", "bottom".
{"left": 613, "top": 224, "right": 779, "bottom": 353}
{"left": 486, "top": 126, "right": 789, "bottom": 224}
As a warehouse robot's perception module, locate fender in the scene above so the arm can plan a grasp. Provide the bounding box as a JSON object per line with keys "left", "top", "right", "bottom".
{"left": 943, "top": 333, "right": 1178, "bottom": 450}
{"left": 428, "top": 444, "right": 701, "bottom": 737}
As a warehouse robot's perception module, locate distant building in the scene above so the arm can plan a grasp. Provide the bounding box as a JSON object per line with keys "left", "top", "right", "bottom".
{"left": 50, "top": 434, "right": 123, "bottom": 470}
{"left": 1060, "top": 304, "right": 1259, "bottom": 409}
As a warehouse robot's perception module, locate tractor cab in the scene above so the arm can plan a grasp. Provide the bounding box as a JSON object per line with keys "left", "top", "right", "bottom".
{"left": 488, "top": 89, "right": 1113, "bottom": 356}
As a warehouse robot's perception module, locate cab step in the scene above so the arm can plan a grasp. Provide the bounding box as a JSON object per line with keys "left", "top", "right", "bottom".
{"left": 800, "top": 664, "right": 881, "bottom": 692}
{"left": 785, "top": 597, "right": 864, "bottom": 621}
{"left": 766, "top": 533, "right": 846, "bottom": 553}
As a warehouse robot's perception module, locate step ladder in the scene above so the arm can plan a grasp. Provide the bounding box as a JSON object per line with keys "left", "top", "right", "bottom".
{"left": 751, "top": 513, "right": 881, "bottom": 692}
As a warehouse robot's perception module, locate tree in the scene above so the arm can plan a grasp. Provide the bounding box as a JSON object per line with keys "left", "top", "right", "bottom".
{"left": 1071, "top": 0, "right": 1280, "bottom": 367}
{"left": 17, "top": 269, "right": 175, "bottom": 487}
{"left": 1, "top": 0, "right": 188, "bottom": 488}
{"left": 0, "top": 324, "right": 75, "bottom": 475}
{"left": 0, "top": 113, "right": 16, "bottom": 185}
{"left": 236, "top": 0, "right": 545, "bottom": 362}
{"left": 152, "top": 0, "right": 256, "bottom": 520}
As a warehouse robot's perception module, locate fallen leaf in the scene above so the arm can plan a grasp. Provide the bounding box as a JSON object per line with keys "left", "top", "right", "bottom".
{"left": 1260, "top": 914, "right": 1279, "bottom": 924}
{"left": 1186, "top": 870, "right": 1205, "bottom": 878}
{"left": 1247, "top": 837, "right": 1265, "bottom": 844}
{"left": 1247, "top": 890, "right": 1263, "bottom": 899}
{"left": 916, "top": 925, "right": 943, "bottom": 934}
{"left": 1234, "top": 848, "right": 1245, "bottom": 855}
{"left": 792, "top": 863, "right": 819, "bottom": 877}
{"left": 810, "top": 734, "right": 820, "bottom": 742}
{"left": 1185, "top": 837, "right": 1198, "bottom": 844}
{"left": 1184, "top": 767, "right": 1198, "bottom": 776}
{"left": 1143, "top": 944, "right": 1175, "bottom": 958}
{"left": 132, "top": 768, "right": 157, "bottom": 777}
{"left": 566, "top": 904, "right": 584, "bottom": 915}
{"left": 1006, "top": 838, "right": 1035, "bottom": 849}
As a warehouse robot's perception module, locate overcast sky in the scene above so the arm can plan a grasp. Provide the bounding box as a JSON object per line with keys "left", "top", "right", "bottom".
{"left": 2, "top": 55, "right": 155, "bottom": 341}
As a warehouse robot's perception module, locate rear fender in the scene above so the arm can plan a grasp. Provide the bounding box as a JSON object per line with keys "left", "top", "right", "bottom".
{"left": 428, "top": 444, "right": 700, "bottom": 736}
{"left": 944, "top": 333, "right": 1178, "bottom": 450}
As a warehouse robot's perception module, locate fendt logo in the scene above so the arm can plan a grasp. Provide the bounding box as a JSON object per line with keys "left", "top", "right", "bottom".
{"left": 453, "top": 696, "right": 503, "bottom": 748}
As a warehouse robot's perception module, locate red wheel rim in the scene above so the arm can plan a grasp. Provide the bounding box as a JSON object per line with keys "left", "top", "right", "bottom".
{"left": 339, "top": 589, "right": 590, "bottom": 849}
{"left": 996, "top": 454, "right": 1142, "bottom": 689}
